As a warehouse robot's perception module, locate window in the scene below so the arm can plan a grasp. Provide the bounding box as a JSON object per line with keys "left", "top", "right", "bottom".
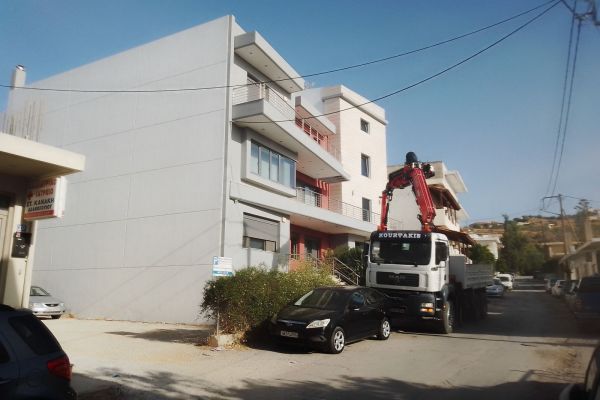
{"left": 362, "top": 197, "right": 371, "bottom": 222}
{"left": 361, "top": 154, "right": 370, "bottom": 177}
{"left": 9, "top": 315, "right": 61, "bottom": 356}
{"left": 360, "top": 118, "right": 370, "bottom": 133}
{"left": 243, "top": 214, "right": 279, "bottom": 252}
{"left": 250, "top": 141, "right": 296, "bottom": 188}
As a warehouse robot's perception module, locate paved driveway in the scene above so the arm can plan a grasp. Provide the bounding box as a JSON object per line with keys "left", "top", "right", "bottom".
{"left": 45, "top": 285, "right": 598, "bottom": 399}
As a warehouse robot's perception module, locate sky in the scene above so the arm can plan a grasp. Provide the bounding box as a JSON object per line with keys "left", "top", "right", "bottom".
{"left": 0, "top": 0, "right": 598, "bottom": 223}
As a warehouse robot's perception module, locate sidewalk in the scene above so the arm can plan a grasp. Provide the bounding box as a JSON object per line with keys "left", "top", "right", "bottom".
{"left": 43, "top": 318, "right": 217, "bottom": 398}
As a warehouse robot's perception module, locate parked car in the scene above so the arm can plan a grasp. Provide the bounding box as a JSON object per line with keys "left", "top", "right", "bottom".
{"left": 564, "top": 281, "right": 580, "bottom": 310}
{"left": 545, "top": 278, "right": 558, "bottom": 293}
{"left": 269, "top": 286, "right": 390, "bottom": 354}
{"left": 0, "top": 304, "right": 76, "bottom": 399}
{"left": 29, "top": 286, "right": 66, "bottom": 319}
{"left": 570, "top": 276, "right": 600, "bottom": 329}
{"left": 486, "top": 278, "right": 505, "bottom": 297}
{"left": 559, "top": 344, "right": 600, "bottom": 399}
{"left": 496, "top": 274, "right": 513, "bottom": 291}
{"left": 551, "top": 280, "right": 566, "bottom": 297}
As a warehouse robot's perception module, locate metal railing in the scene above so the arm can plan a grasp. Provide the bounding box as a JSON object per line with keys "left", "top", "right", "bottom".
{"left": 280, "top": 253, "right": 360, "bottom": 286}
{"left": 295, "top": 187, "right": 379, "bottom": 225}
{"left": 232, "top": 83, "right": 341, "bottom": 161}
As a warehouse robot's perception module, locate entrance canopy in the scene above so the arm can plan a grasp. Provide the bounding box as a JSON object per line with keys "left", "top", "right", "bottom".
{"left": 0, "top": 132, "right": 84, "bottom": 179}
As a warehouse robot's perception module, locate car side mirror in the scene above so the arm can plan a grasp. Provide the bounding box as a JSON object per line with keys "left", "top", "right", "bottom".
{"left": 350, "top": 298, "right": 364, "bottom": 310}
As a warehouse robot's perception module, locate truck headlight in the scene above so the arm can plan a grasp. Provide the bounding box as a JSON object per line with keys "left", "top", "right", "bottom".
{"left": 306, "top": 319, "right": 330, "bottom": 329}
{"left": 420, "top": 302, "right": 434, "bottom": 313}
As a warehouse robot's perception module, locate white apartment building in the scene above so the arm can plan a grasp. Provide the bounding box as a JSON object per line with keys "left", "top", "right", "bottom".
{"left": 387, "top": 161, "right": 472, "bottom": 252}
{"left": 5, "top": 16, "right": 387, "bottom": 323}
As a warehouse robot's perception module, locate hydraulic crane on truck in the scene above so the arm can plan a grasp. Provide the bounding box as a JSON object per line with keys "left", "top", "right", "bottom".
{"left": 378, "top": 152, "right": 436, "bottom": 232}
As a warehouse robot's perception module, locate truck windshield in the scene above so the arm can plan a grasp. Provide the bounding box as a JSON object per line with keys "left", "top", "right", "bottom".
{"left": 371, "top": 240, "right": 431, "bottom": 265}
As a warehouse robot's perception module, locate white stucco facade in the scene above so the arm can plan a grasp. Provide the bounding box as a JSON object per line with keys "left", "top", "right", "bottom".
{"left": 5, "top": 16, "right": 388, "bottom": 323}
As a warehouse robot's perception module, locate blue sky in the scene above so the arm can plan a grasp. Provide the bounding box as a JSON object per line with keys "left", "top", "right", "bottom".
{"left": 1, "top": 0, "right": 598, "bottom": 223}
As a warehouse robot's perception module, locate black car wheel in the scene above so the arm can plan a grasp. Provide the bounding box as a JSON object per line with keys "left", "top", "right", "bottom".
{"left": 377, "top": 317, "right": 391, "bottom": 340}
{"left": 327, "top": 326, "right": 345, "bottom": 354}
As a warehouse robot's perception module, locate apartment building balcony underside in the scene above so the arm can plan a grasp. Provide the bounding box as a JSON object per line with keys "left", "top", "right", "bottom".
{"left": 234, "top": 31, "right": 304, "bottom": 93}
{"left": 230, "top": 181, "right": 376, "bottom": 236}
{"left": 233, "top": 99, "right": 349, "bottom": 183}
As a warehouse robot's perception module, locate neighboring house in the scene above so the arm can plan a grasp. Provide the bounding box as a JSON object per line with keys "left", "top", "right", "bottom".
{"left": 386, "top": 161, "right": 473, "bottom": 254}
{"left": 470, "top": 234, "right": 502, "bottom": 260}
{"left": 561, "top": 239, "right": 600, "bottom": 280}
{"left": 0, "top": 130, "right": 84, "bottom": 309}
{"left": 5, "top": 16, "right": 387, "bottom": 323}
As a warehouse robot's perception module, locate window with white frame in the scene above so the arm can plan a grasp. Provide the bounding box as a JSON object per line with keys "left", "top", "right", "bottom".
{"left": 361, "top": 154, "right": 370, "bottom": 177}
{"left": 362, "top": 198, "right": 372, "bottom": 222}
{"left": 360, "top": 118, "right": 370, "bottom": 133}
{"left": 243, "top": 214, "right": 279, "bottom": 252}
{"left": 250, "top": 141, "right": 296, "bottom": 188}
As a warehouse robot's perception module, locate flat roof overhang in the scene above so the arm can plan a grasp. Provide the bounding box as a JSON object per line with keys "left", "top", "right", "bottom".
{"left": 233, "top": 100, "right": 349, "bottom": 183}
{"left": 0, "top": 133, "right": 85, "bottom": 179}
{"left": 234, "top": 31, "right": 304, "bottom": 93}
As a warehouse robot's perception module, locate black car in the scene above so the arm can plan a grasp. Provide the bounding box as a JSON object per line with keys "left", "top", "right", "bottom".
{"left": 269, "top": 286, "right": 391, "bottom": 354}
{"left": 0, "top": 304, "right": 76, "bottom": 399}
{"left": 570, "top": 276, "right": 600, "bottom": 329}
{"left": 559, "top": 344, "right": 600, "bottom": 399}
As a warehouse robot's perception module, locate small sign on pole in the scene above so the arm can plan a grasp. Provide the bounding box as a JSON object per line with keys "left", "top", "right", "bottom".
{"left": 212, "top": 256, "right": 233, "bottom": 277}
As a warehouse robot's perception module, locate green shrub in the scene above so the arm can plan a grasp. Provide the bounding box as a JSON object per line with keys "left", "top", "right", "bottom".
{"left": 201, "top": 265, "right": 336, "bottom": 337}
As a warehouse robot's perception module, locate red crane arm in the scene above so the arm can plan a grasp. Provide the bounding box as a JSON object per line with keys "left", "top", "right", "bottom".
{"left": 378, "top": 153, "right": 436, "bottom": 232}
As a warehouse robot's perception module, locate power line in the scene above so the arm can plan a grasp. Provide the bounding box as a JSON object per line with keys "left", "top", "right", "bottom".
{"left": 545, "top": 3, "right": 578, "bottom": 197}
{"left": 551, "top": 17, "right": 583, "bottom": 196}
{"left": 251, "top": 0, "right": 561, "bottom": 124}
{"left": 0, "top": 0, "right": 557, "bottom": 94}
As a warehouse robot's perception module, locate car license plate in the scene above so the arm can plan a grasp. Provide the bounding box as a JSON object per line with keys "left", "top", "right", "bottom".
{"left": 280, "top": 330, "right": 299, "bottom": 338}
{"left": 391, "top": 307, "right": 406, "bottom": 314}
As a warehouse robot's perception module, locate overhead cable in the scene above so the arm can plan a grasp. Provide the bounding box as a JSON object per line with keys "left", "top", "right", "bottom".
{"left": 0, "top": 0, "right": 557, "bottom": 94}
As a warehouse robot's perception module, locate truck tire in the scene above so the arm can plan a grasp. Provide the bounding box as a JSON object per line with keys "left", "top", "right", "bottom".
{"left": 437, "top": 301, "right": 453, "bottom": 334}
{"left": 480, "top": 292, "right": 488, "bottom": 319}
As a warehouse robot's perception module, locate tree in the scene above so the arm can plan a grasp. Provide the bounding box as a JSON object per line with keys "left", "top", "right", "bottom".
{"left": 467, "top": 244, "right": 495, "bottom": 264}
{"left": 575, "top": 199, "right": 592, "bottom": 241}
{"left": 497, "top": 215, "right": 545, "bottom": 274}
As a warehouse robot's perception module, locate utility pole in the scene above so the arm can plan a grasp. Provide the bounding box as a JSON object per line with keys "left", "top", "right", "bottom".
{"left": 557, "top": 194, "right": 571, "bottom": 255}
{"left": 542, "top": 194, "right": 571, "bottom": 256}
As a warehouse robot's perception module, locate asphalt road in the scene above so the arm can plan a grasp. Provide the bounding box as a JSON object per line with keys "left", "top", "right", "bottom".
{"left": 48, "top": 280, "right": 599, "bottom": 400}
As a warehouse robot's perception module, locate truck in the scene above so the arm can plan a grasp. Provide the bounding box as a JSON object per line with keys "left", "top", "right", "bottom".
{"left": 365, "top": 152, "right": 493, "bottom": 333}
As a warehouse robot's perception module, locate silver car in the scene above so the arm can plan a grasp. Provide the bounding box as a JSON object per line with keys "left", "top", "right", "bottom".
{"left": 28, "top": 286, "right": 66, "bottom": 319}
{"left": 486, "top": 278, "right": 505, "bottom": 297}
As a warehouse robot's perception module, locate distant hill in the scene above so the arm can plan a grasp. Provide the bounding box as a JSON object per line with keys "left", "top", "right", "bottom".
{"left": 466, "top": 213, "right": 600, "bottom": 245}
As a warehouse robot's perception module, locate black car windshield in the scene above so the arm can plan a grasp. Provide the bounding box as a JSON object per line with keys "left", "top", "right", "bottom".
{"left": 30, "top": 286, "right": 50, "bottom": 296}
{"left": 371, "top": 240, "right": 431, "bottom": 265}
{"left": 294, "top": 289, "right": 349, "bottom": 310}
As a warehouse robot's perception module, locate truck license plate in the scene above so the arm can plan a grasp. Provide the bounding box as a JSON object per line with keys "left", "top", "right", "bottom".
{"left": 280, "top": 330, "right": 299, "bottom": 338}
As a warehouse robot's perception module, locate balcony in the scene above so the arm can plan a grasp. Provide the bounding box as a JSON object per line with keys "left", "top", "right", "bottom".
{"left": 230, "top": 182, "right": 377, "bottom": 236}
{"left": 232, "top": 83, "right": 349, "bottom": 183}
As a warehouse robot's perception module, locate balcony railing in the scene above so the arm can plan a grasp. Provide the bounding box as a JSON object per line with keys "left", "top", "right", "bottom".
{"left": 232, "top": 83, "right": 341, "bottom": 161}
{"left": 295, "top": 187, "right": 379, "bottom": 225}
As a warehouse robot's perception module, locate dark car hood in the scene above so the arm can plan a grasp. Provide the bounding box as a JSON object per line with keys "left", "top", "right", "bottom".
{"left": 276, "top": 306, "right": 339, "bottom": 323}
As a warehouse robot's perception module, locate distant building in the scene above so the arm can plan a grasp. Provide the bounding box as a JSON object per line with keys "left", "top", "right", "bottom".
{"left": 470, "top": 234, "right": 502, "bottom": 260}
{"left": 560, "top": 239, "right": 600, "bottom": 280}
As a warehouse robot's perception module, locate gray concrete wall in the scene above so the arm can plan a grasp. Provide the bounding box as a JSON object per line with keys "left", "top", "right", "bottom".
{"left": 7, "top": 16, "right": 234, "bottom": 323}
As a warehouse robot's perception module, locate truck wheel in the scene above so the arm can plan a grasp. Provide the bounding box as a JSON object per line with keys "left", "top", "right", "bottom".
{"left": 480, "top": 294, "right": 488, "bottom": 319}
{"left": 377, "top": 317, "right": 391, "bottom": 340}
{"left": 437, "top": 301, "right": 453, "bottom": 334}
